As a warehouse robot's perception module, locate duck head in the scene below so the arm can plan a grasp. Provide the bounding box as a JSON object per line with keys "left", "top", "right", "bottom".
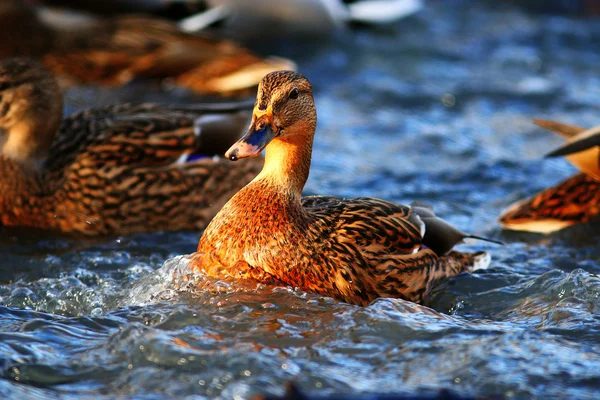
{"left": 225, "top": 70, "right": 316, "bottom": 161}
{"left": 0, "top": 58, "right": 63, "bottom": 168}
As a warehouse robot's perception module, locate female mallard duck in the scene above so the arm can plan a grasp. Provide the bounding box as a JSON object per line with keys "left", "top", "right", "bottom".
{"left": 190, "top": 71, "right": 496, "bottom": 306}
{"left": 499, "top": 119, "right": 600, "bottom": 233}
{"left": 0, "top": 0, "right": 294, "bottom": 97}
{"left": 0, "top": 58, "right": 263, "bottom": 236}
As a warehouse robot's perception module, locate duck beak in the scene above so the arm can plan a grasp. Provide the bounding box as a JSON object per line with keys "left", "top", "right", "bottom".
{"left": 225, "top": 123, "right": 277, "bottom": 161}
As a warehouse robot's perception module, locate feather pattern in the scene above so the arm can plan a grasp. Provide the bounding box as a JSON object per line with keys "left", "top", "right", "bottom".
{"left": 499, "top": 173, "right": 600, "bottom": 233}
{"left": 0, "top": 1, "right": 295, "bottom": 95}
{"left": 0, "top": 59, "right": 263, "bottom": 236}
{"left": 193, "top": 71, "right": 492, "bottom": 306}
{"left": 499, "top": 119, "right": 600, "bottom": 233}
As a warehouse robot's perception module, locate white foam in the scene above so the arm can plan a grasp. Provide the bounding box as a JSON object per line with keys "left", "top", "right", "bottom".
{"left": 121, "top": 255, "right": 199, "bottom": 306}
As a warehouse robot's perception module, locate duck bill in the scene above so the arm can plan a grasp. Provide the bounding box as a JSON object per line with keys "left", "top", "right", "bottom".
{"left": 225, "top": 125, "right": 276, "bottom": 161}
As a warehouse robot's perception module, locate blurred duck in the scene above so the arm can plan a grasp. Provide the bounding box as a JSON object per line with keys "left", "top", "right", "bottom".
{"left": 0, "top": 58, "right": 263, "bottom": 236}
{"left": 499, "top": 119, "right": 600, "bottom": 233}
{"left": 37, "top": 0, "right": 424, "bottom": 40}
{"left": 180, "top": 0, "right": 423, "bottom": 40}
{"left": 191, "top": 71, "right": 497, "bottom": 307}
{"left": 0, "top": 0, "right": 294, "bottom": 96}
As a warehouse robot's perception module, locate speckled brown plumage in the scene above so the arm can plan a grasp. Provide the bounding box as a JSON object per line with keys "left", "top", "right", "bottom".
{"left": 499, "top": 173, "right": 600, "bottom": 232}
{"left": 499, "top": 119, "right": 600, "bottom": 233}
{"left": 191, "top": 71, "right": 491, "bottom": 306}
{"left": 0, "top": 58, "right": 263, "bottom": 236}
{"left": 0, "top": 1, "right": 295, "bottom": 96}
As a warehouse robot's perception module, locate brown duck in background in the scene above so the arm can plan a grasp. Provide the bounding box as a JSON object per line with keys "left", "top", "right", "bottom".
{"left": 0, "top": 0, "right": 294, "bottom": 97}
{"left": 0, "top": 58, "right": 263, "bottom": 236}
{"left": 499, "top": 119, "right": 600, "bottom": 233}
{"left": 190, "top": 71, "right": 498, "bottom": 307}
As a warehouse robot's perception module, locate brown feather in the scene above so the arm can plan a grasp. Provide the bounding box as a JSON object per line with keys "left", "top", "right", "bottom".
{"left": 0, "top": 59, "right": 263, "bottom": 236}
{"left": 192, "top": 71, "right": 491, "bottom": 306}
{"left": 500, "top": 118, "right": 600, "bottom": 233}
{"left": 499, "top": 172, "right": 600, "bottom": 233}
{"left": 0, "top": 2, "right": 295, "bottom": 96}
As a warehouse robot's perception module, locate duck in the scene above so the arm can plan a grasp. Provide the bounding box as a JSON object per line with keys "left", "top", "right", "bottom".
{"left": 0, "top": 0, "right": 295, "bottom": 97}
{"left": 499, "top": 119, "right": 600, "bottom": 233}
{"left": 179, "top": 0, "right": 423, "bottom": 40}
{"left": 0, "top": 57, "right": 264, "bottom": 236}
{"left": 190, "top": 70, "right": 498, "bottom": 306}
{"left": 35, "top": 0, "right": 424, "bottom": 40}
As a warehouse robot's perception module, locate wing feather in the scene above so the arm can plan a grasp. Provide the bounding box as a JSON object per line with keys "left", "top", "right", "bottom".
{"left": 499, "top": 172, "right": 600, "bottom": 233}
{"left": 45, "top": 103, "right": 250, "bottom": 172}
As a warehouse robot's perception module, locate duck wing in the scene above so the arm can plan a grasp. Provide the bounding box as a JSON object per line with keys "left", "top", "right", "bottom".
{"left": 44, "top": 15, "right": 294, "bottom": 93}
{"left": 45, "top": 102, "right": 251, "bottom": 172}
{"left": 499, "top": 172, "right": 600, "bottom": 233}
{"left": 302, "top": 196, "right": 479, "bottom": 257}
{"left": 301, "top": 196, "right": 490, "bottom": 305}
{"left": 45, "top": 16, "right": 228, "bottom": 83}
{"left": 302, "top": 196, "right": 423, "bottom": 255}
{"left": 42, "top": 101, "right": 260, "bottom": 235}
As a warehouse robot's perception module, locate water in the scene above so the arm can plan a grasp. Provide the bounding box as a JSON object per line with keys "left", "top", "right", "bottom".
{"left": 2, "top": 1, "right": 600, "bottom": 398}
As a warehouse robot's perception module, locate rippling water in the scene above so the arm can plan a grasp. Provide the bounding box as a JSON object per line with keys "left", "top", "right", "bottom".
{"left": 2, "top": 1, "right": 600, "bottom": 398}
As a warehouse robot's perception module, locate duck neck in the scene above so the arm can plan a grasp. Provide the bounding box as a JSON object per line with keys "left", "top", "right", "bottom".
{"left": 256, "top": 123, "right": 314, "bottom": 198}
{"left": 1, "top": 120, "right": 58, "bottom": 168}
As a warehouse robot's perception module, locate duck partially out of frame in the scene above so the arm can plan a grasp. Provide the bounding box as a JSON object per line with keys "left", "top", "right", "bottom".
{"left": 499, "top": 119, "right": 600, "bottom": 233}
{"left": 0, "top": 58, "right": 263, "bottom": 236}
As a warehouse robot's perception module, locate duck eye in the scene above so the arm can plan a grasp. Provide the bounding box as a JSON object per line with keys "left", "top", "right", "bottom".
{"left": 289, "top": 87, "right": 299, "bottom": 100}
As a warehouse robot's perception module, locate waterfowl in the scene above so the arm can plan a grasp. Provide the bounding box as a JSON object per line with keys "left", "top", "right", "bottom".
{"left": 37, "top": 0, "right": 423, "bottom": 40}
{"left": 0, "top": 58, "right": 263, "bottom": 236}
{"left": 191, "top": 71, "right": 496, "bottom": 307}
{"left": 180, "top": 0, "right": 423, "bottom": 40}
{"left": 499, "top": 119, "right": 600, "bottom": 233}
{"left": 0, "top": 0, "right": 294, "bottom": 96}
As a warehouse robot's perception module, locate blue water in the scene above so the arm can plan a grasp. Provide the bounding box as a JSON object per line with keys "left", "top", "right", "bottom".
{"left": 2, "top": 1, "right": 600, "bottom": 398}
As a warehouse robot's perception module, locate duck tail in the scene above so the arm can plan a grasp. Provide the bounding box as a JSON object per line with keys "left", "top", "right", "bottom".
{"left": 499, "top": 173, "right": 600, "bottom": 233}
{"left": 531, "top": 118, "right": 600, "bottom": 179}
{"left": 533, "top": 118, "right": 585, "bottom": 139}
{"left": 347, "top": 0, "right": 423, "bottom": 24}
{"left": 463, "top": 234, "right": 503, "bottom": 246}
{"left": 411, "top": 201, "right": 501, "bottom": 256}
{"left": 545, "top": 132, "right": 600, "bottom": 158}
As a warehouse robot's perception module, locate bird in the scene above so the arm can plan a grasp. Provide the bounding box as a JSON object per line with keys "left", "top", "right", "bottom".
{"left": 32, "top": 0, "right": 424, "bottom": 40}
{"left": 0, "top": 0, "right": 295, "bottom": 97}
{"left": 0, "top": 57, "right": 264, "bottom": 236}
{"left": 189, "top": 70, "right": 498, "bottom": 307}
{"left": 179, "top": 0, "right": 423, "bottom": 40}
{"left": 499, "top": 119, "right": 600, "bottom": 233}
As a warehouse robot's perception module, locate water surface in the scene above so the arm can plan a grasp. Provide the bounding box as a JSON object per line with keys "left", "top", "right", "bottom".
{"left": 2, "top": 1, "right": 600, "bottom": 398}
